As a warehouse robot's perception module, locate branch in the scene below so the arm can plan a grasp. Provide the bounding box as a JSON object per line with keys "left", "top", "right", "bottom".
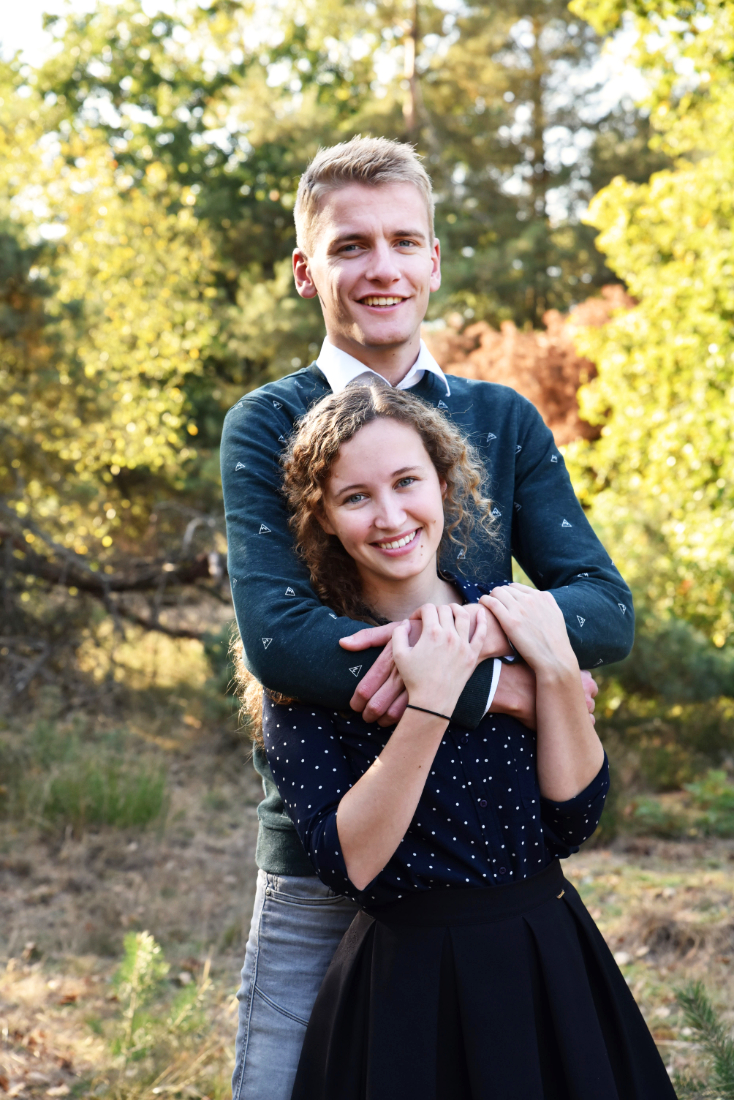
{"left": 0, "top": 523, "right": 228, "bottom": 596}
{"left": 113, "top": 603, "right": 210, "bottom": 640}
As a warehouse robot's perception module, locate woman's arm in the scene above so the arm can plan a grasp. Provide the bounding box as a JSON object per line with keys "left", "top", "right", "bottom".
{"left": 483, "top": 585, "right": 605, "bottom": 803}
{"left": 336, "top": 604, "right": 487, "bottom": 890}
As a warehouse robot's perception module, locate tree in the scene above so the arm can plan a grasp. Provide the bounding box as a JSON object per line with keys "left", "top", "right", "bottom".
{"left": 34, "top": 0, "right": 666, "bottom": 335}
{"left": 0, "top": 66, "right": 226, "bottom": 661}
{"left": 565, "top": 0, "right": 734, "bottom": 645}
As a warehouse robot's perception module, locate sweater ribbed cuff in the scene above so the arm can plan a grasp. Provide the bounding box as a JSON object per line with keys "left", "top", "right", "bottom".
{"left": 451, "top": 658, "right": 497, "bottom": 730}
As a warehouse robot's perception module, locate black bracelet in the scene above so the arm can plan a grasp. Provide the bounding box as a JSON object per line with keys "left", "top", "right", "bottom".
{"left": 406, "top": 703, "right": 452, "bottom": 722}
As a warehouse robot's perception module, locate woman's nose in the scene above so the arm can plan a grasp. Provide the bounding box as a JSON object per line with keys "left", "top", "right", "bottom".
{"left": 373, "top": 493, "right": 406, "bottom": 530}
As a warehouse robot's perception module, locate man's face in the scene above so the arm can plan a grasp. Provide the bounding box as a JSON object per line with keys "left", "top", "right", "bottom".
{"left": 293, "top": 182, "right": 441, "bottom": 360}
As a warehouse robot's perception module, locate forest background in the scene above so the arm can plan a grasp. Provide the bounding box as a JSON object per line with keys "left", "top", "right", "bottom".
{"left": 2, "top": 0, "right": 734, "bottom": 1096}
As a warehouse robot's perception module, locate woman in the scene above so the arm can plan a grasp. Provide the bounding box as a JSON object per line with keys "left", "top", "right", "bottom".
{"left": 238, "top": 382, "right": 676, "bottom": 1100}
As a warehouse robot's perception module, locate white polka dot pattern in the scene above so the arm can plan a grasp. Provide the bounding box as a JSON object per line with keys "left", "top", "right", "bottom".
{"left": 262, "top": 695, "right": 610, "bottom": 907}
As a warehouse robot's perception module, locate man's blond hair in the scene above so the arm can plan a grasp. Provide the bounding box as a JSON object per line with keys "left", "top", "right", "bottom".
{"left": 294, "top": 135, "right": 435, "bottom": 253}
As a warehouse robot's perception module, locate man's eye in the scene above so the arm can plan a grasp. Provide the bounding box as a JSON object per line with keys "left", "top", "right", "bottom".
{"left": 397, "top": 239, "right": 417, "bottom": 248}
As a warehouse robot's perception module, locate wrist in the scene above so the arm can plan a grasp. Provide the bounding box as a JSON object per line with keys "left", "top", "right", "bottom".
{"left": 534, "top": 657, "right": 580, "bottom": 689}
{"left": 405, "top": 702, "right": 452, "bottom": 723}
{"left": 407, "top": 691, "right": 461, "bottom": 719}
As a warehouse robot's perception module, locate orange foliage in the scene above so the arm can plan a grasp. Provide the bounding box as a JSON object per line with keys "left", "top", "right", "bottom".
{"left": 423, "top": 286, "right": 634, "bottom": 446}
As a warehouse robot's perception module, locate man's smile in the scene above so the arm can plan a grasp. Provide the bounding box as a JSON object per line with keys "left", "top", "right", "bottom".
{"left": 358, "top": 295, "right": 407, "bottom": 308}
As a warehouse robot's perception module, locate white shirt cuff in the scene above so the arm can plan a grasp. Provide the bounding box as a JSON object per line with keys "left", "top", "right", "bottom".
{"left": 484, "top": 658, "right": 502, "bottom": 716}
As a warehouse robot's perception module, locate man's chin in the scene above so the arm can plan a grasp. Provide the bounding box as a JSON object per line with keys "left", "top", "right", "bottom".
{"left": 348, "top": 324, "right": 419, "bottom": 351}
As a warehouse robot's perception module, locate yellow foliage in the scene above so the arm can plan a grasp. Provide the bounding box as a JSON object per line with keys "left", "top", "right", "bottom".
{"left": 566, "top": 0, "right": 734, "bottom": 643}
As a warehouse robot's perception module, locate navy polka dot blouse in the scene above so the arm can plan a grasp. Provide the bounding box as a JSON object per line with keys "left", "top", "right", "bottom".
{"left": 262, "top": 576, "right": 610, "bottom": 908}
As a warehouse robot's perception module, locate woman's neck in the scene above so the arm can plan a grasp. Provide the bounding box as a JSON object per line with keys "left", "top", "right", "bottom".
{"left": 359, "top": 560, "right": 459, "bottom": 622}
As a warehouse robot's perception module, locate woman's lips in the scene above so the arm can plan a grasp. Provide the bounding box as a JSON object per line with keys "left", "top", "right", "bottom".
{"left": 372, "top": 528, "right": 421, "bottom": 556}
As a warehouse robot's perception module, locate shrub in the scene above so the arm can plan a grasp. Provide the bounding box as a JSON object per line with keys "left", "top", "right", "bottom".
{"left": 686, "top": 770, "right": 734, "bottom": 838}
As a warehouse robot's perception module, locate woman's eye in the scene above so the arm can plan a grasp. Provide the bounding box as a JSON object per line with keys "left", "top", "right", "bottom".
{"left": 345, "top": 492, "right": 366, "bottom": 504}
{"left": 396, "top": 477, "right": 417, "bottom": 488}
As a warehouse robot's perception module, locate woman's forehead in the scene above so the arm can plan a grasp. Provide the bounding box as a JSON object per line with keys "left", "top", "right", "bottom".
{"left": 327, "top": 418, "right": 432, "bottom": 485}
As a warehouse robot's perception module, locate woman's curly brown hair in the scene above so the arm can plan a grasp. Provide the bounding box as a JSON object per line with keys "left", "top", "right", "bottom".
{"left": 233, "top": 380, "right": 498, "bottom": 742}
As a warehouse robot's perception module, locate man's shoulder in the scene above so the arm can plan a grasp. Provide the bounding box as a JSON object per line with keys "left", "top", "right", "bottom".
{"left": 446, "top": 374, "right": 541, "bottom": 426}
{"left": 224, "top": 365, "right": 329, "bottom": 423}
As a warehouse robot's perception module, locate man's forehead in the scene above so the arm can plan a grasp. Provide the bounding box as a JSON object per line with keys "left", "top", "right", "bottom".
{"left": 314, "top": 181, "right": 431, "bottom": 242}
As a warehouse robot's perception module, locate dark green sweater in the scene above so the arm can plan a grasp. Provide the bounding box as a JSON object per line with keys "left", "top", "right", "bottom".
{"left": 221, "top": 364, "right": 634, "bottom": 875}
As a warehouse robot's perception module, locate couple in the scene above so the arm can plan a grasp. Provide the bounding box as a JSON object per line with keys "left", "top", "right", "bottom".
{"left": 221, "top": 137, "right": 676, "bottom": 1098}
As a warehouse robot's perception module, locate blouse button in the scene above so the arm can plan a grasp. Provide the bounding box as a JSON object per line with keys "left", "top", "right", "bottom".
{"left": 499, "top": 867, "right": 507, "bottom": 874}
{"left": 479, "top": 799, "right": 487, "bottom": 808}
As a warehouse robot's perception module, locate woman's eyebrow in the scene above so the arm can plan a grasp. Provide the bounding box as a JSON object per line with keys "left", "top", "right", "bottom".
{"left": 335, "top": 465, "right": 425, "bottom": 496}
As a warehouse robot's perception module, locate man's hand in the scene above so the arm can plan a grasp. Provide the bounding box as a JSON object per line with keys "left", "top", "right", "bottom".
{"left": 492, "top": 661, "right": 538, "bottom": 729}
{"left": 492, "top": 663, "right": 598, "bottom": 730}
{"left": 340, "top": 621, "right": 421, "bottom": 725}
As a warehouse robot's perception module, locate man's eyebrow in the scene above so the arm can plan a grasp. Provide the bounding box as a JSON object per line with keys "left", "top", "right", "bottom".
{"left": 334, "top": 465, "right": 425, "bottom": 496}
{"left": 328, "top": 228, "right": 428, "bottom": 248}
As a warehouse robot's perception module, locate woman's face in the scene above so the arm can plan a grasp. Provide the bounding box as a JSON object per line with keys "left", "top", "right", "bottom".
{"left": 319, "top": 417, "right": 446, "bottom": 590}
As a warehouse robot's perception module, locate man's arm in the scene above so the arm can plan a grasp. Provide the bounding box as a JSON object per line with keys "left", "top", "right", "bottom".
{"left": 509, "top": 395, "right": 634, "bottom": 668}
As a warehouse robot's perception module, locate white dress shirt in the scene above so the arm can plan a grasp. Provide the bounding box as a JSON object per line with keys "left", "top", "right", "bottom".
{"left": 315, "top": 335, "right": 502, "bottom": 717}
{"left": 316, "top": 337, "right": 451, "bottom": 397}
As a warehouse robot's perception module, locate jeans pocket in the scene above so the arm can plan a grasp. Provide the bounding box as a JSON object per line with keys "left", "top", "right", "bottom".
{"left": 266, "top": 883, "right": 351, "bottom": 907}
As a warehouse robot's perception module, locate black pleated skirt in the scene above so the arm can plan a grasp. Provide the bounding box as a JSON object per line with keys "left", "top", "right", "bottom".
{"left": 290, "top": 860, "right": 677, "bottom": 1100}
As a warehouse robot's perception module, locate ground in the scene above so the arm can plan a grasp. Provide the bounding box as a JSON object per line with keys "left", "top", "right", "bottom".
{"left": 1, "top": 723, "right": 731, "bottom": 1098}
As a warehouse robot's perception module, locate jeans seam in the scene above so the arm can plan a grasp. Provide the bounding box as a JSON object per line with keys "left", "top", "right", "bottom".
{"left": 252, "top": 984, "right": 310, "bottom": 1027}
{"left": 232, "top": 877, "right": 265, "bottom": 1100}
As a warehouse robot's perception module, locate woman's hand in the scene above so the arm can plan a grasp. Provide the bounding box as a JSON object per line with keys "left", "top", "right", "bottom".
{"left": 480, "top": 584, "right": 577, "bottom": 676}
{"left": 391, "top": 603, "right": 488, "bottom": 717}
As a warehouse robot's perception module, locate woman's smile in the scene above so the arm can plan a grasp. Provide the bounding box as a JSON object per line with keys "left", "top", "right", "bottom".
{"left": 371, "top": 527, "right": 422, "bottom": 555}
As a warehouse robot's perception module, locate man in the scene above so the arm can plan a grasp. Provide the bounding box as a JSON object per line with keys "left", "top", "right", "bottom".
{"left": 221, "top": 135, "right": 633, "bottom": 1100}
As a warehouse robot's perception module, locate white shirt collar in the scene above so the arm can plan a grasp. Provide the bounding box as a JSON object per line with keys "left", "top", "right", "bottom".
{"left": 315, "top": 337, "right": 451, "bottom": 397}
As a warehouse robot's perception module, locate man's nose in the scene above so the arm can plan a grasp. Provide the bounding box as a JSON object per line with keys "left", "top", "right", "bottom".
{"left": 364, "top": 240, "right": 401, "bottom": 284}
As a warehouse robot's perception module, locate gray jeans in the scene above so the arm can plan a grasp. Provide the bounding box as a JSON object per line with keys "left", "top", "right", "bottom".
{"left": 232, "top": 869, "right": 359, "bottom": 1100}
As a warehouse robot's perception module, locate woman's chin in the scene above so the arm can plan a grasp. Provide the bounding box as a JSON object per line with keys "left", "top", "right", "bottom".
{"left": 366, "top": 551, "right": 431, "bottom": 584}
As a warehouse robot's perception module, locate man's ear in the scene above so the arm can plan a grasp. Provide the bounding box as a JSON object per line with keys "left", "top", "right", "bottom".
{"left": 293, "top": 248, "right": 318, "bottom": 300}
{"left": 429, "top": 237, "right": 441, "bottom": 294}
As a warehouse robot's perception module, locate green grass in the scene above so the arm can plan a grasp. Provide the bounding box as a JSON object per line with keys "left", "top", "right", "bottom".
{"left": 0, "top": 718, "right": 168, "bottom": 834}
{"left": 41, "top": 759, "right": 168, "bottom": 832}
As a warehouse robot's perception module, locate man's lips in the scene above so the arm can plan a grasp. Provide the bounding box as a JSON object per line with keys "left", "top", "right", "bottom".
{"left": 372, "top": 528, "right": 420, "bottom": 553}
{"left": 358, "top": 295, "right": 408, "bottom": 308}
